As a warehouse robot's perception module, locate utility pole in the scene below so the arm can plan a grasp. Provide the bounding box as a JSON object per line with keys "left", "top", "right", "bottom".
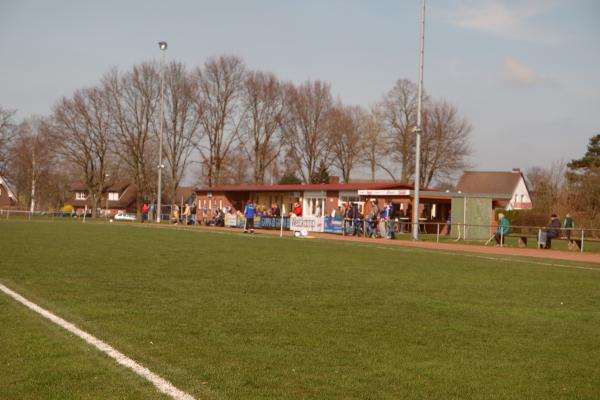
{"left": 412, "top": 0, "right": 426, "bottom": 241}
{"left": 156, "top": 41, "right": 167, "bottom": 223}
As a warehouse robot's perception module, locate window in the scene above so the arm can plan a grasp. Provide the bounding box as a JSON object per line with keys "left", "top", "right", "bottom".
{"left": 303, "top": 197, "right": 326, "bottom": 217}
{"left": 75, "top": 192, "right": 87, "bottom": 200}
{"left": 108, "top": 192, "right": 119, "bottom": 201}
{"left": 339, "top": 195, "right": 364, "bottom": 213}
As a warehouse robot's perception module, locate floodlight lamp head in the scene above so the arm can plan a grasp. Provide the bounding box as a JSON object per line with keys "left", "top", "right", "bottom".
{"left": 158, "top": 41, "right": 167, "bottom": 51}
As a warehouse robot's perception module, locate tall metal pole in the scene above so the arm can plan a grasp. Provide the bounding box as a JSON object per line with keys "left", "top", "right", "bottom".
{"left": 156, "top": 41, "right": 167, "bottom": 223}
{"left": 412, "top": 0, "right": 426, "bottom": 241}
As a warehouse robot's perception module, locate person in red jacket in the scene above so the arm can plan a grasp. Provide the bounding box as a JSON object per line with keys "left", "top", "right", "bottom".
{"left": 141, "top": 203, "right": 150, "bottom": 222}
{"left": 293, "top": 202, "right": 303, "bottom": 217}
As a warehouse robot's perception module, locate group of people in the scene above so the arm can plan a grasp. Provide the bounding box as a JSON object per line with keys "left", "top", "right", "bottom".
{"left": 336, "top": 199, "right": 400, "bottom": 239}
{"left": 542, "top": 213, "right": 575, "bottom": 249}
{"left": 494, "top": 212, "right": 576, "bottom": 249}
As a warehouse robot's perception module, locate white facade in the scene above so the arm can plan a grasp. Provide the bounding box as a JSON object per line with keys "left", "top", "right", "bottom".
{"left": 506, "top": 176, "right": 532, "bottom": 210}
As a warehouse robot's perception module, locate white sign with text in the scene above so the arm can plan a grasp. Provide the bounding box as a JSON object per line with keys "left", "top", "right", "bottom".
{"left": 290, "top": 216, "right": 325, "bottom": 232}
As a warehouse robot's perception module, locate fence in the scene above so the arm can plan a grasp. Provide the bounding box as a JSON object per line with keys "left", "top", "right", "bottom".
{"left": 2, "top": 209, "right": 599, "bottom": 254}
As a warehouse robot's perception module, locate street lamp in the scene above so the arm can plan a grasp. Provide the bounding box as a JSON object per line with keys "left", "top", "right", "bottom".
{"left": 412, "top": 0, "right": 426, "bottom": 241}
{"left": 156, "top": 41, "right": 167, "bottom": 223}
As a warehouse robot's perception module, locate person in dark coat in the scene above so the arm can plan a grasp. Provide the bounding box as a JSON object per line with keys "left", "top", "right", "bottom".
{"left": 544, "top": 214, "right": 562, "bottom": 249}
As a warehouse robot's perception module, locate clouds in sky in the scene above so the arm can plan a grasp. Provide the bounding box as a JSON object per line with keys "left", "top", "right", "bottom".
{"left": 502, "top": 57, "right": 542, "bottom": 84}
{"left": 449, "top": 0, "right": 561, "bottom": 44}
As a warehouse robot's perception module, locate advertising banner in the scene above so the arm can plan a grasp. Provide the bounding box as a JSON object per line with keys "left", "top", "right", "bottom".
{"left": 290, "top": 216, "right": 325, "bottom": 232}
{"left": 225, "top": 213, "right": 238, "bottom": 227}
{"left": 324, "top": 217, "right": 344, "bottom": 234}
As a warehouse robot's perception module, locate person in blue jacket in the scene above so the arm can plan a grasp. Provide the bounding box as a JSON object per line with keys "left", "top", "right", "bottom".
{"left": 244, "top": 200, "right": 256, "bottom": 234}
{"left": 494, "top": 213, "right": 510, "bottom": 245}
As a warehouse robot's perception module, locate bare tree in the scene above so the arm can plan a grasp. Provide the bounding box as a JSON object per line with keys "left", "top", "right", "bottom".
{"left": 381, "top": 79, "right": 421, "bottom": 183}
{"left": 0, "top": 106, "right": 16, "bottom": 176}
{"left": 326, "top": 104, "right": 364, "bottom": 183}
{"left": 10, "top": 117, "right": 56, "bottom": 211}
{"left": 162, "top": 61, "right": 202, "bottom": 202}
{"left": 103, "top": 63, "right": 160, "bottom": 211}
{"left": 361, "top": 106, "right": 391, "bottom": 182}
{"left": 526, "top": 162, "right": 568, "bottom": 214}
{"left": 239, "top": 71, "right": 285, "bottom": 184}
{"left": 51, "top": 87, "right": 114, "bottom": 216}
{"left": 282, "top": 80, "right": 333, "bottom": 183}
{"left": 195, "top": 55, "right": 246, "bottom": 186}
{"left": 419, "top": 100, "right": 471, "bottom": 187}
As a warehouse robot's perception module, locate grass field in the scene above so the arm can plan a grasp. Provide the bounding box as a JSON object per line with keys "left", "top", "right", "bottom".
{"left": 1, "top": 220, "right": 600, "bottom": 399}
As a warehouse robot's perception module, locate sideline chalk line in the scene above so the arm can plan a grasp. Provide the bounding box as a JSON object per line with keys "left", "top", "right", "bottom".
{"left": 0, "top": 283, "right": 196, "bottom": 400}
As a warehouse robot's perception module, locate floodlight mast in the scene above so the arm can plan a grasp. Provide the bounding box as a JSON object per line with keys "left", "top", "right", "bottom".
{"left": 412, "top": 0, "right": 426, "bottom": 241}
{"left": 156, "top": 41, "right": 167, "bottom": 223}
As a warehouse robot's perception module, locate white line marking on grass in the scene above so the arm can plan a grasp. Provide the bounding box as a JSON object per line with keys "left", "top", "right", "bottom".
{"left": 0, "top": 283, "right": 196, "bottom": 400}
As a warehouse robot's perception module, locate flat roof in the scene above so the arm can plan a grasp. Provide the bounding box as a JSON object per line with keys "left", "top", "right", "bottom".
{"left": 196, "top": 182, "right": 414, "bottom": 193}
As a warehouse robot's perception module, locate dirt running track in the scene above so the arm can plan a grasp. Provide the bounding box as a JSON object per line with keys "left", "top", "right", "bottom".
{"left": 152, "top": 224, "right": 600, "bottom": 265}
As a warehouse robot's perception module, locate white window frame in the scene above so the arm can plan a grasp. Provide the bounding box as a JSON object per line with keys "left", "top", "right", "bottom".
{"left": 75, "top": 192, "right": 88, "bottom": 200}
{"left": 108, "top": 192, "right": 119, "bottom": 201}
{"left": 338, "top": 191, "right": 364, "bottom": 214}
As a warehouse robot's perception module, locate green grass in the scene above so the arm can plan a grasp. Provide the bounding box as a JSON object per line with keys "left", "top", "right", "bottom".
{"left": 1, "top": 220, "right": 600, "bottom": 399}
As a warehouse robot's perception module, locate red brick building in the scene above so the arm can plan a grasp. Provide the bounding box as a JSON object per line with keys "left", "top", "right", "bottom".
{"left": 194, "top": 179, "right": 454, "bottom": 225}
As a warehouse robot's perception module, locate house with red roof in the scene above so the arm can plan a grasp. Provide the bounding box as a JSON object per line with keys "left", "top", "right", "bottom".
{"left": 66, "top": 180, "right": 138, "bottom": 215}
{"left": 456, "top": 168, "right": 533, "bottom": 210}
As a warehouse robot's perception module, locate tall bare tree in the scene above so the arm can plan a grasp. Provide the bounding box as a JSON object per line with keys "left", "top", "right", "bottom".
{"left": 195, "top": 55, "right": 246, "bottom": 186}
{"left": 361, "top": 107, "right": 391, "bottom": 182}
{"left": 418, "top": 100, "right": 471, "bottom": 187}
{"left": 0, "top": 106, "right": 16, "bottom": 176}
{"left": 10, "top": 117, "right": 56, "bottom": 211}
{"left": 239, "top": 71, "right": 285, "bottom": 184}
{"left": 381, "top": 79, "right": 421, "bottom": 183}
{"left": 52, "top": 87, "right": 114, "bottom": 216}
{"left": 162, "top": 61, "right": 202, "bottom": 202}
{"left": 326, "top": 104, "right": 364, "bottom": 183}
{"left": 103, "top": 63, "right": 159, "bottom": 211}
{"left": 282, "top": 80, "right": 333, "bottom": 183}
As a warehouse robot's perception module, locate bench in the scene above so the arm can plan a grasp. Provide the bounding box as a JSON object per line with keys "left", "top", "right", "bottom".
{"left": 519, "top": 234, "right": 583, "bottom": 251}
{"left": 517, "top": 235, "right": 538, "bottom": 248}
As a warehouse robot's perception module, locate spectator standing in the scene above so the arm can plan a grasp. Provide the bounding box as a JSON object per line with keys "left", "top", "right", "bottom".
{"left": 366, "top": 199, "right": 379, "bottom": 238}
{"left": 339, "top": 202, "right": 347, "bottom": 220}
{"left": 348, "top": 203, "right": 360, "bottom": 236}
{"left": 383, "top": 201, "right": 395, "bottom": 239}
{"left": 563, "top": 213, "right": 575, "bottom": 241}
{"left": 141, "top": 203, "right": 149, "bottom": 223}
{"left": 172, "top": 205, "right": 179, "bottom": 224}
{"left": 190, "top": 203, "right": 197, "bottom": 225}
{"left": 544, "top": 214, "right": 562, "bottom": 249}
{"left": 183, "top": 203, "right": 191, "bottom": 224}
{"left": 494, "top": 213, "right": 510, "bottom": 246}
{"left": 244, "top": 200, "right": 256, "bottom": 233}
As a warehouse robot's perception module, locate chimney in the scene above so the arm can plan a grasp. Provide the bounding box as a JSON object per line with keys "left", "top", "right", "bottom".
{"left": 512, "top": 168, "right": 521, "bottom": 173}
{"left": 328, "top": 176, "right": 340, "bottom": 184}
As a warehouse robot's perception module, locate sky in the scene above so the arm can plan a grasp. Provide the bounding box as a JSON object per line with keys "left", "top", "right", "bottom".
{"left": 1, "top": 0, "right": 599, "bottom": 176}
